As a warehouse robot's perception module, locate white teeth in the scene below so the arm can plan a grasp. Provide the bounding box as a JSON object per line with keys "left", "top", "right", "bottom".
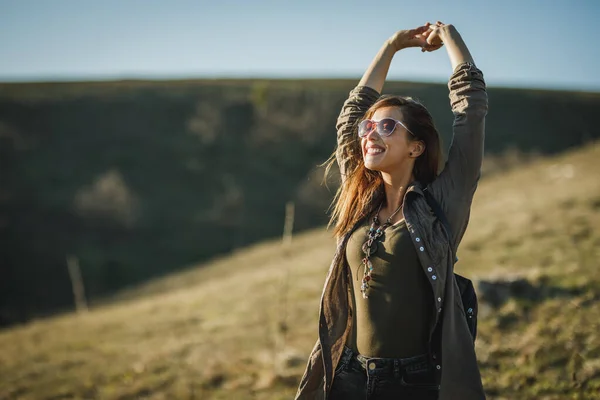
{"left": 366, "top": 148, "right": 384, "bottom": 155}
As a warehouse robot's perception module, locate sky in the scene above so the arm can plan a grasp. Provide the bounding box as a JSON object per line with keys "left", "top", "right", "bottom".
{"left": 1, "top": 0, "right": 599, "bottom": 91}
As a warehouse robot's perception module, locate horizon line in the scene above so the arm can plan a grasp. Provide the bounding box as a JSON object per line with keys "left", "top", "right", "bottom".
{"left": 1, "top": 73, "right": 599, "bottom": 94}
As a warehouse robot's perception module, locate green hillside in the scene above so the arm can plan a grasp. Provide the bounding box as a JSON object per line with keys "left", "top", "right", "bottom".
{"left": 0, "top": 142, "right": 599, "bottom": 399}
{"left": 1, "top": 79, "right": 599, "bottom": 326}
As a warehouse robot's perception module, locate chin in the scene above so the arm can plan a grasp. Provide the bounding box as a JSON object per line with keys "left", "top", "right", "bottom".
{"left": 364, "top": 159, "right": 384, "bottom": 172}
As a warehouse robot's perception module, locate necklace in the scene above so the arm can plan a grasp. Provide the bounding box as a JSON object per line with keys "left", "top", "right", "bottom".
{"left": 359, "top": 201, "right": 403, "bottom": 299}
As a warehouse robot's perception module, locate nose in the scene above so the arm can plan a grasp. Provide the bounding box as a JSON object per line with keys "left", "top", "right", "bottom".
{"left": 364, "top": 124, "right": 379, "bottom": 140}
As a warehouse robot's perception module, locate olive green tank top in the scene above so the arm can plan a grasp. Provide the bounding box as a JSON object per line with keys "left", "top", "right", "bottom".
{"left": 345, "top": 217, "right": 434, "bottom": 358}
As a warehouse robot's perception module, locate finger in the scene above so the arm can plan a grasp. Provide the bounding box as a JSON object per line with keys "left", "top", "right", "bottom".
{"left": 421, "top": 28, "right": 433, "bottom": 39}
{"left": 426, "top": 33, "right": 436, "bottom": 45}
{"left": 426, "top": 28, "right": 441, "bottom": 45}
{"left": 424, "top": 40, "right": 442, "bottom": 51}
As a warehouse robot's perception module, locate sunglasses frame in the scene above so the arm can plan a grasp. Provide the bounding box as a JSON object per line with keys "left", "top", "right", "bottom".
{"left": 358, "top": 118, "right": 416, "bottom": 138}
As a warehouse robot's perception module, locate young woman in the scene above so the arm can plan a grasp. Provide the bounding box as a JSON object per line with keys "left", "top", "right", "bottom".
{"left": 295, "top": 22, "right": 488, "bottom": 400}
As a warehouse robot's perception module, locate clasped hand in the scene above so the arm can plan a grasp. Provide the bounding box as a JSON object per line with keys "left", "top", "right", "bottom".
{"left": 388, "top": 21, "right": 450, "bottom": 53}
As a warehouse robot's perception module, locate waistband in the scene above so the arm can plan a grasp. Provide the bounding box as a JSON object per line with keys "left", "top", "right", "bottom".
{"left": 340, "top": 346, "right": 433, "bottom": 377}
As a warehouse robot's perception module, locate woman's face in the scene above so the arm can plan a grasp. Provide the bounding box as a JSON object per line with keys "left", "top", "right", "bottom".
{"left": 361, "top": 106, "right": 415, "bottom": 173}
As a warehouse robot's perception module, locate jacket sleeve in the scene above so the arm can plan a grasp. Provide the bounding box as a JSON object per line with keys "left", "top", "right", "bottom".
{"left": 428, "top": 62, "right": 488, "bottom": 250}
{"left": 335, "top": 86, "right": 380, "bottom": 183}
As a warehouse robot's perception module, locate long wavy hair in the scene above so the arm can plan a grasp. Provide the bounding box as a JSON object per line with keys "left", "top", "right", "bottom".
{"left": 325, "top": 96, "right": 444, "bottom": 239}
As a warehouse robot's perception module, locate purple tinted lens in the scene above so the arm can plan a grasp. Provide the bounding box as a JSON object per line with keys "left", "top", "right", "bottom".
{"left": 379, "top": 119, "right": 397, "bottom": 135}
{"left": 358, "top": 120, "right": 374, "bottom": 137}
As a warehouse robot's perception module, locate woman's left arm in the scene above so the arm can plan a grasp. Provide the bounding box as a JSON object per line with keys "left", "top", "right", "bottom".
{"left": 430, "top": 23, "right": 476, "bottom": 71}
{"left": 427, "top": 24, "right": 488, "bottom": 249}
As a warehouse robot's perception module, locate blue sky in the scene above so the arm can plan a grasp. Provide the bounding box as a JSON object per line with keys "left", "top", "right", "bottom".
{"left": 1, "top": 0, "right": 599, "bottom": 90}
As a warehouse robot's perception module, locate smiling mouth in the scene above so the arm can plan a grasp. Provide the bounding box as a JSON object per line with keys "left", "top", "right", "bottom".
{"left": 365, "top": 147, "right": 385, "bottom": 155}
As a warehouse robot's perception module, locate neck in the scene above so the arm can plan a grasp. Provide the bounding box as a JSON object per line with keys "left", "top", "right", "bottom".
{"left": 380, "top": 167, "right": 415, "bottom": 214}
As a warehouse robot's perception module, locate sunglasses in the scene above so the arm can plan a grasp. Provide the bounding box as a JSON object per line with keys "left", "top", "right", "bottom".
{"left": 358, "top": 118, "right": 415, "bottom": 138}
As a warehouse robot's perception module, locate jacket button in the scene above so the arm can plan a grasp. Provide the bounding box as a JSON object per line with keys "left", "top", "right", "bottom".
{"left": 436, "top": 365, "right": 441, "bottom": 370}
{"left": 415, "top": 237, "right": 421, "bottom": 242}
{"left": 369, "top": 362, "right": 376, "bottom": 370}
{"left": 427, "top": 267, "right": 433, "bottom": 272}
{"left": 432, "top": 275, "right": 437, "bottom": 280}
{"left": 419, "top": 246, "right": 424, "bottom": 252}
{"left": 438, "top": 297, "right": 442, "bottom": 302}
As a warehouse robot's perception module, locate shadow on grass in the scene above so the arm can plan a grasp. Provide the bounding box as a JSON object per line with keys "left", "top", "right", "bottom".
{"left": 477, "top": 276, "right": 599, "bottom": 309}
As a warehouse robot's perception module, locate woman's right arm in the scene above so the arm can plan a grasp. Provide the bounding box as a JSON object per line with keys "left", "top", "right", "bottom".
{"left": 335, "top": 26, "right": 433, "bottom": 181}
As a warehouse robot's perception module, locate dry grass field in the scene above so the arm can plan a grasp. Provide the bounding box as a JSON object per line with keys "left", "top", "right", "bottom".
{"left": 1, "top": 142, "right": 600, "bottom": 400}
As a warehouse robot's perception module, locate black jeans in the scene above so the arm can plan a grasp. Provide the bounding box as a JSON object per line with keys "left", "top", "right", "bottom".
{"left": 330, "top": 346, "right": 439, "bottom": 400}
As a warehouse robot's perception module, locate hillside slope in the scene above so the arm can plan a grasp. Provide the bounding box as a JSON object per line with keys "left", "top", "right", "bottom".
{"left": 1, "top": 143, "right": 599, "bottom": 400}
{"left": 2, "top": 79, "right": 599, "bottom": 324}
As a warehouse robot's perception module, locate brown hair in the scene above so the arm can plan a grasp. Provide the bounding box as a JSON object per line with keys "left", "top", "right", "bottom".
{"left": 325, "top": 96, "right": 444, "bottom": 239}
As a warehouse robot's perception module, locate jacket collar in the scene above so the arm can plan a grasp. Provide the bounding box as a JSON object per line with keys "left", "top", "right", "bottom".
{"left": 406, "top": 180, "right": 425, "bottom": 196}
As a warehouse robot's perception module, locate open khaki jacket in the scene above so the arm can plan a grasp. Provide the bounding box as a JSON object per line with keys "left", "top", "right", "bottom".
{"left": 295, "top": 62, "right": 488, "bottom": 400}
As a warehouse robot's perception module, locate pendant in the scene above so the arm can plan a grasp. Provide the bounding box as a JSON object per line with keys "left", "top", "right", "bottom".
{"left": 360, "top": 281, "right": 369, "bottom": 298}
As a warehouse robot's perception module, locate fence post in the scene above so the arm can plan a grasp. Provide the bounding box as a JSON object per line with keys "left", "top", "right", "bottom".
{"left": 66, "top": 255, "right": 88, "bottom": 314}
{"left": 273, "top": 201, "right": 295, "bottom": 373}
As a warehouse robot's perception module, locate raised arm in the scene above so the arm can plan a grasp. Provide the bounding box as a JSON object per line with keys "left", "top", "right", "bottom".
{"left": 426, "top": 22, "right": 475, "bottom": 71}
{"left": 335, "top": 25, "right": 435, "bottom": 180}
{"left": 358, "top": 26, "right": 434, "bottom": 92}
{"left": 427, "top": 23, "right": 488, "bottom": 250}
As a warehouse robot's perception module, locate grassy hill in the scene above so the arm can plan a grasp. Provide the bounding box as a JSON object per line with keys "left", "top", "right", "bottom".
{"left": 1, "top": 142, "right": 599, "bottom": 399}
{"left": 2, "top": 78, "right": 600, "bottom": 325}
